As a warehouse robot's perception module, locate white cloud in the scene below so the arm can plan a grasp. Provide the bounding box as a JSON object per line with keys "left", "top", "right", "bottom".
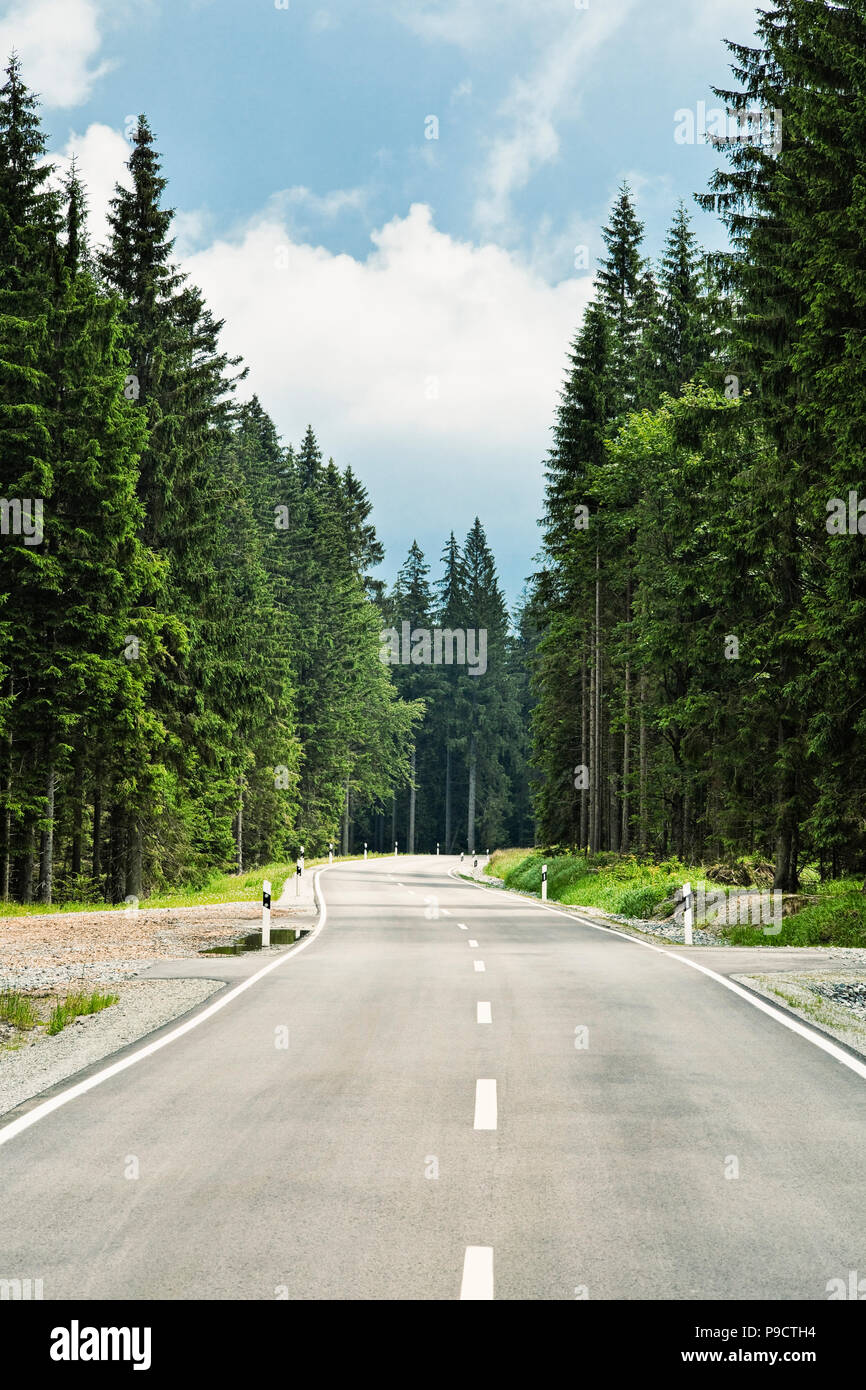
{"left": 275, "top": 184, "right": 368, "bottom": 220}
{"left": 0, "top": 0, "right": 112, "bottom": 107}
{"left": 182, "top": 201, "right": 591, "bottom": 578}
{"left": 473, "top": 0, "right": 636, "bottom": 237}
{"left": 44, "top": 122, "right": 131, "bottom": 248}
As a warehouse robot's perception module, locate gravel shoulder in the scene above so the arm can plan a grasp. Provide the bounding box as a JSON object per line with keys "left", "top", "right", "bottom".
{"left": 0, "top": 977, "right": 223, "bottom": 1119}
{"left": 0, "top": 899, "right": 314, "bottom": 990}
{"left": 731, "top": 970, "right": 866, "bottom": 1060}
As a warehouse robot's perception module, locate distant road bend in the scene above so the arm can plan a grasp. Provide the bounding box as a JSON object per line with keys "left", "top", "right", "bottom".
{"left": 1, "top": 855, "right": 864, "bottom": 1301}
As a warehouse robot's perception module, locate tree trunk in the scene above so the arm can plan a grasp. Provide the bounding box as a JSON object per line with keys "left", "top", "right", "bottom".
{"left": 1, "top": 706, "right": 11, "bottom": 900}
{"left": 92, "top": 771, "right": 103, "bottom": 886}
{"left": 608, "top": 716, "right": 619, "bottom": 853}
{"left": 236, "top": 772, "right": 244, "bottom": 874}
{"left": 21, "top": 820, "right": 35, "bottom": 903}
{"left": 342, "top": 774, "right": 350, "bottom": 855}
{"left": 639, "top": 672, "right": 648, "bottom": 853}
{"left": 127, "top": 819, "right": 143, "bottom": 900}
{"left": 407, "top": 746, "right": 416, "bottom": 854}
{"left": 444, "top": 740, "right": 451, "bottom": 851}
{"left": 38, "top": 759, "right": 55, "bottom": 904}
{"left": 588, "top": 626, "right": 597, "bottom": 855}
{"left": 580, "top": 643, "right": 588, "bottom": 851}
{"left": 592, "top": 553, "right": 602, "bottom": 854}
{"left": 71, "top": 756, "right": 83, "bottom": 878}
{"left": 467, "top": 734, "right": 477, "bottom": 854}
{"left": 621, "top": 659, "right": 631, "bottom": 852}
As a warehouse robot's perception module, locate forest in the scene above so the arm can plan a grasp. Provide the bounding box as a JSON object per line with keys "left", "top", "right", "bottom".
{"left": 3, "top": 0, "right": 866, "bottom": 906}
{"left": 529, "top": 1, "right": 866, "bottom": 893}
{"left": 0, "top": 55, "right": 528, "bottom": 904}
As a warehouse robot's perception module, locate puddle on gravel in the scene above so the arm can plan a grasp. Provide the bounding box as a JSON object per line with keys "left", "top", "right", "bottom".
{"left": 200, "top": 928, "right": 303, "bottom": 956}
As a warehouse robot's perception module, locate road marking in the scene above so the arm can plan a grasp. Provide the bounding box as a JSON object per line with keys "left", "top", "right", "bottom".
{"left": 474, "top": 960, "right": 485, "bottom": 972}
{"left": 0, "top": 863, "right": 343, "bottom": 1150}
{"left": 474, "top": 1079, "right": 497, "bottom": 1130}
{"left": 458, "top": 922, "right": 467, "bottom": 929}
{"left": 468, "top": 939, "right": 478, "bottom": 948}
{"left": 477, "top": 1001, "right": 492, "bottom": 1024}
{"left": 449, "top": 868, "right": 866, "bottom": 1086}
{"left": 460, "top": 1246, "right": 494, "bottom": 1300}
{"left": 441, "top": 908, "right": 451, "bottom": 916}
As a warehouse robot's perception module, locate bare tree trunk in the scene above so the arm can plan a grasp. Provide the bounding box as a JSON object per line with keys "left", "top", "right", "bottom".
{"left": 236, "top": 772, "right": 244, "bottom": 874}
{"left": 608, "top": 717, "right": 619, "bottom": 852}
{"left": 391, "top": 791, "right": 396, "bottom": 852}
{"left": 622, "top": 659, "right": 631, "bottom": 852}
{"left": 592, "top": 553, "right": 602, "bottom": 854}
{"left": 444, "top": 740, "right": 451, "bottom": 850}
{"left": 342, "top": 774, "right": 350, "bottom": 855}
{"left": 639, "top": 673, "right": 648, "bottom": 854}
{"left": 1, "top": 703, "right": 11, "bottom": 900}
{"left": 71, "top": 756, "right": 83, "bottom": 878}
{"left": 408, "top": 746, "right": 416, "bottom": 854}
{"left": 21, "top": 821, "right": 35, "bottom": 903}
{"left": 92, "top": 771, "right": 103, "bottom": 887}
{"left": 588, "top": 627, "right": 597, "bottom": 856}
{"left": 38, "top": 760, "right": 55, "bottom": 904}
{"left": 127, "top": 820, "right": 143, "bottom": 900}
{"left": 467, "top": 734, "right": 477, "bottom": 854}
{"left": 580, "top": 642, "right": 588, "bottom": 851}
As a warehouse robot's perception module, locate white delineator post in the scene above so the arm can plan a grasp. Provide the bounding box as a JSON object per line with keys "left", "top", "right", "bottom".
{"left": 328, "top": 842, "right": 333, "bottom": 864}
{"left": 364, "top": 842, "right": 368, "bottom": 860}
{"left": 436, "top": 842, "right": 440, "bottom": 855}
{"left": 683, "top": 881, "right": 693, "bottom": 946}
{"left": 295, "top": 857, "right": 302, "bottom": 897}
{"left": 394, "top": 841, "right": 398, "bottom": 857}
{"left": 262, "top": 879, "right": 272, "bottom": 947}
{"left": 541, "top": 863, "right": 548, "bottom": 902}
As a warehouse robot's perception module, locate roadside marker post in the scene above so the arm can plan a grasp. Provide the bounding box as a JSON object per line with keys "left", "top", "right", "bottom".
{"left": 436, "top": 842, "right": 440, "bottom": 855}
{"left": 262, "top": 880, "right": 272, "bottom": 947}
{"left": 683, "top": 881, "right": 693, "bottom": 946}
{"left": 473, "top": 855, "right": 478, "bottom": 873}
{"left": 328, "top": 842, "right": 333, "bottom": 864}
{"left": 542, "top": 863, "right": 548, "bottom": 902}
{"left": 295, "top": 859, "right": 302, "bottom": 896}
{"left": 394, "top": 841, "right": 398, "bottom": 857}
{"left": 364, "top": 842, "right": 368, "bottom": 860}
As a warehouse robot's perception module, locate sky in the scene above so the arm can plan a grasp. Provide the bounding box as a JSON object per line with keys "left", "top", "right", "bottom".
{"left": 2, "top": 0, "right": 763, "bottom": 604}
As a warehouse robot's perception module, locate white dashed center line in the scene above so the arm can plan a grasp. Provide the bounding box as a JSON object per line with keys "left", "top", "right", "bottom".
{"left": 476, "top": 1001, "right": 492, "bottom": 1024}
{"left": 473, "top": 960, "right": 485, "bottom": 972}
{"left": 468, "top": 939, "right": 478, "bottom": 948}
{"left": 458, "top": 923, "right": 468, "bottom": 930}
{"left": 474, "top": 1079, "right": 497, "bottom": 1130}
{"left": 460, "top": 1246, "right": 494, "bottom": 1300}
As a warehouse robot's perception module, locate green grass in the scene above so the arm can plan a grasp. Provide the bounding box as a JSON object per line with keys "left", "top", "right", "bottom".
{"left": 493, "top": 849, "right": 687, "bottom": 917}
{"left": 724, "top": 892, "right": 866, "bottom": 948}
{"left": 490, "top": 849, "right": 866, "bottom": 948}
{"left": 0, "top": 988, "right": 39, "bottom": 1029}
{"left": 0, "top": 849, "right": 394, "bottom": 918}
{"left": 47, "top": 989, "right": 119, "bottom": 1036}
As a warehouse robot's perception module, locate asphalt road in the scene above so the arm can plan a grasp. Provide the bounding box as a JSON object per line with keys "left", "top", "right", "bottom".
{"left": 1, "top": 855, "right": 865, "bottom": 1301}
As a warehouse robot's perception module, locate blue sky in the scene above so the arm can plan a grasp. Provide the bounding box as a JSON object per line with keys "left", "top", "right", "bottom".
{"left": 3, "top": 0, "right": 762, "bottom": 604}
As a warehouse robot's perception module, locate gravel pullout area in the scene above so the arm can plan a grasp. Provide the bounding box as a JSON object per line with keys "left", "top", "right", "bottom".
{"left": 0, "top": 977, "right": 223, "bottom": 1119}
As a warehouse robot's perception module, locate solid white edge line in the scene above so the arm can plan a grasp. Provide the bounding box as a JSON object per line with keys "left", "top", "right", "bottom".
{"left": 460, "top": 1246, "right": 494, "bottom": 1300}
{"left": 474, "top": 1079, "right": 497, "bottom": 1130}
{"left": 0, "top": 862, "right": 350, "bottom": 1149}
{"left": 448, "top": 868, "right": 866, "bottom": 1084}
